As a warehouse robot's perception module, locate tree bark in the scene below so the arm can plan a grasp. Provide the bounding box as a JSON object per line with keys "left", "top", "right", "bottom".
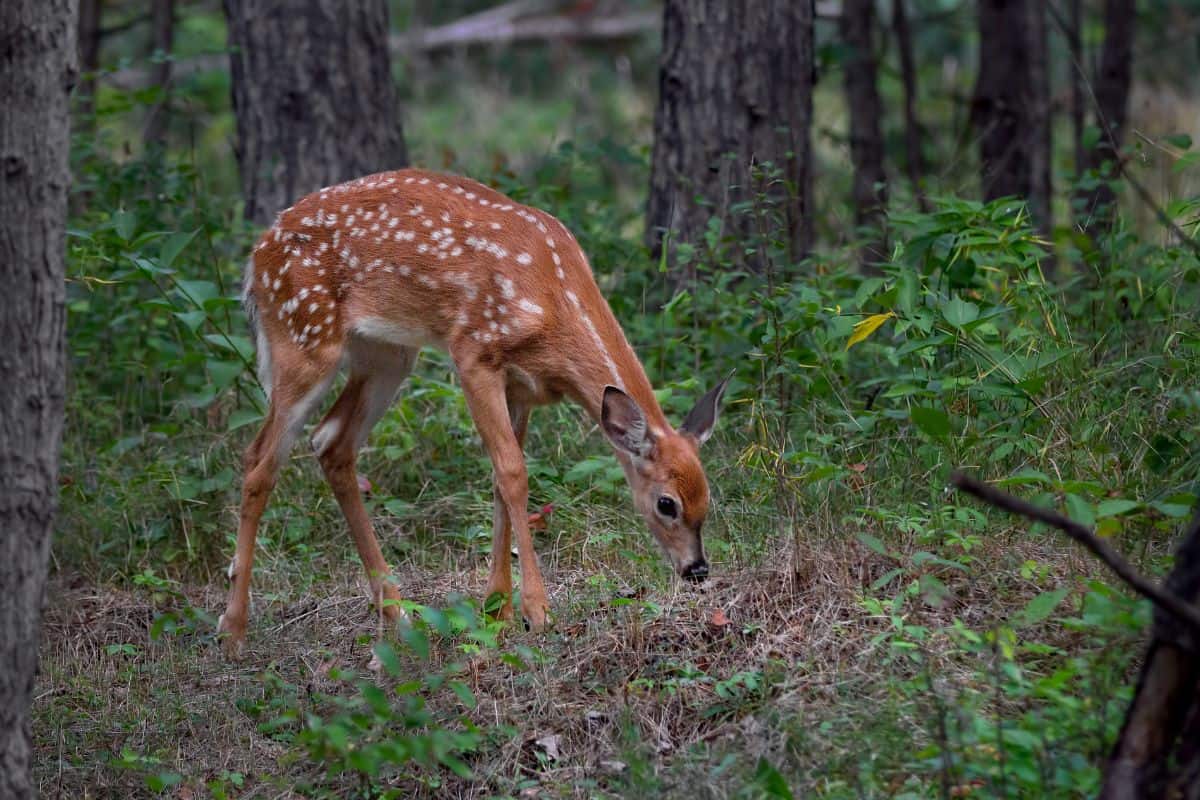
{"left": 1080, "top": 0, "right": 1136, "bottom": 232}
{"left": 840, "top": 0, "right": 888, "bottom": 270}
{"left": 142, "top": 0, "right": 175, "bottom": 147}
{"left": 223, "top": 0, "right": 409, "bottom": 225}
{"left": 972, "top": 0, "right": 1034, "bottom": 207}
{"left": 77, "top": 0, "right": 102, "bottom": 123}
{"left": 646, "top": 0, "right": 814, "bottom": 281}
{"left": 1068, "top": 0, "right": 1085, "bottom": 187}
{"left": 1101, "top": 509, "right": 1200, "bottom": 798}
{"left": 892, "top": 0, "right": 928, "bottom": 213}
{"left": 1026, "top": 0, "right": 1052, "bottom": 238}
{"left": 0, "top": 1, "right": 75, "bottom": 797}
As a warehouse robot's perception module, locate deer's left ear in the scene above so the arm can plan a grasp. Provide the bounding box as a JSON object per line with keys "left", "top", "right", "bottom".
{"left": 680, "top": 372, "right": 732, "bottom": 446}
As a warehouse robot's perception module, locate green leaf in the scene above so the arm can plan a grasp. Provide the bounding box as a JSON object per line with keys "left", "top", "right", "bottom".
{"left": 1096, "top": 499, "right": 1141, "bottom": 518}
{"left": 856, "top": 532, "right": 889, "bottom": 557}
{"left": 371, "top": 642, "right": 403, "bottom": 677}
{"left": 1150, "top": 500, "right": 1194, "bottom": 519}
{"left": 176, "top": 279, "right": 221, "bottom": 306}
{"left": 753, "top": 757, "right": 794, "bottom": 800}
{"left": 1014, "top": 587, "right": 1071, "bottom": 628}
{"left": 1064, "top": 493, "right": 1096, "bottom": 528}
{"left": 173, "top": 310, "right": 207, "bottom": 332}
{"left": 203, "top": 334, "right": 255, "bottom": 361}
{"left": 113, "top": 210, "right": 137, "bottom": 242}
{"left": 941, "top": 297, "right": 980, "bottom": 329}
{"left": 1166, "top": 133, "right": 1193, "bottom": 150}
{"left": 209, "top": 360, "right": 244, "bottom": 391}
{"left": 160, "top": 229, "right": 200, "bottom": 269}
{"left": 448, "top": 680, "right": 477, "bottom": 709}
{"left": 227, "top": 408, "right": 263, "bottom": 432}
{"left": 910, "top": 406, "right": 951, "bottom": 438}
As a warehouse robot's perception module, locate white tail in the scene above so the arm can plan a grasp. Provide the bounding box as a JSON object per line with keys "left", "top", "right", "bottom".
{"left": 217, "top": 168, "right": 730, "bottom": 658}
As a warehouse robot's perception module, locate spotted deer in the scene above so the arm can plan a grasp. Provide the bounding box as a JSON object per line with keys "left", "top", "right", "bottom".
{"left": 217, "top": 168, "right": 730, "bottom": 658}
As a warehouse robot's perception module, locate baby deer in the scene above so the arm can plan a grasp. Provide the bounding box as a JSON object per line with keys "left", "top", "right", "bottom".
{"left": 217, "top": 169, "right": 729, "bottom": 658}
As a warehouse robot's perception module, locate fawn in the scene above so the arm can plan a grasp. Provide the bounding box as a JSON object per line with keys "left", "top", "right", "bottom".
{"left": 217, "top": 168, "right": 729, "bottom": 658}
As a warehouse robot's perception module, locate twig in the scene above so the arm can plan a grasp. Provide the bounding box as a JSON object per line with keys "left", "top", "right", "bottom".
{"left": 950, "top": 471, "right": 1200, "bottom": 635}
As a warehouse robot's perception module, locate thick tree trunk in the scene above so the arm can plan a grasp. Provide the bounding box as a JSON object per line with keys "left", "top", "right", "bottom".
{"left": 0, "top": 2, "right": 75, "bottom": 797}
{"left": 840, "top": 0, "right": 888, "bottom": 270}
{"left": 1068, "top": 0, "right": 1085, "bottom": 187}
{"left": 972, "top": 0, "right": 1034, "bottom": 205}
{"left": 646, "top": 0, "right": 814, "bottom": 281}
{"left": 223, "top": 0, "right": 409, "bottom": 225}
{"left": 892, "top": 0, "right": 928, "bottom": 213}
{"left": 1027, "top": 0, "right": 1052, "bottom": 238}
{"left": 142, "top": 0, "right": 175, "bottom": 147}
{"left": 1081, "top": 0, "right": 1136, "bottom": 232}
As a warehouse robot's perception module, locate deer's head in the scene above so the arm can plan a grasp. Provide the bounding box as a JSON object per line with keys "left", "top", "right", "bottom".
{"left": 600, "top": 377, "right": 731, "bottom": 582}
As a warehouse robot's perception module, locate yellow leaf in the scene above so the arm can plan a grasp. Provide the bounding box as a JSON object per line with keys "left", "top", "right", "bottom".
{"left": 846, "top": 311, "right": 896, "bottom": 350}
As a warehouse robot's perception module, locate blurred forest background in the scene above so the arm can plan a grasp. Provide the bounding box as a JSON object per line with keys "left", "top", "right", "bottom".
{"left": 18, "top": 0, "right": 1200, "bottom": 797}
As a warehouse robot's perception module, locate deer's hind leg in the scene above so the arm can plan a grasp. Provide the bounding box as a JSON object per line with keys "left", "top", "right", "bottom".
{"left": 219, "top": 344, "right": 341, "bottom": 659}
{"left": 311, "top": 338, "right": 417, "bottom": 623}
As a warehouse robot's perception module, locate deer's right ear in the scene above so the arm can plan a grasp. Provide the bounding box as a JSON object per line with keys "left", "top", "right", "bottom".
{"left": 601, "top": 386, "right": 653, "bottom": 458}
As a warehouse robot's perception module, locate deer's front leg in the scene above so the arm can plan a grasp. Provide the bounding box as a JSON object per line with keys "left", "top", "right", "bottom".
{"left": 484, "top": 400, "right": 530, "bottom": 622}
{"left": 457, "top": 365, "right": 549, "bottom": 631}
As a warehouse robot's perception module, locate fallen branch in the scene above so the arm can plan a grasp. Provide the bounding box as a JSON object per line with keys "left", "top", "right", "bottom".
{"left": 950, "top": 471, "right": 1200, "bottom": 635}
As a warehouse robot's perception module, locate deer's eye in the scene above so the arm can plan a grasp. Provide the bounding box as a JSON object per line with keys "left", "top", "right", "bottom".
{"left": 656, "top": 496, "right": 678, "bottom": 519}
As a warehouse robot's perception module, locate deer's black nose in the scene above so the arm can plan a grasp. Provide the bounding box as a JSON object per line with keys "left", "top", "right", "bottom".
{"left": 682, "top": 560, "right": 709, "bottom": 583}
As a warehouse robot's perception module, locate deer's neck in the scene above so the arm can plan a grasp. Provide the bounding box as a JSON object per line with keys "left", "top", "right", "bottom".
{"left": 555, "top": 281, "right": 670, "bottom": 433}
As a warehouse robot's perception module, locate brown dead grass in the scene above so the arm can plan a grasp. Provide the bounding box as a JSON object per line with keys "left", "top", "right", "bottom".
{"left": 33, "top": 522, "right": 1128, "bottom": 799}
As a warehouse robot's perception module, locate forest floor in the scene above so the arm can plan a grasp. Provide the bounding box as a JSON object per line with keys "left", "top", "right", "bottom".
{"left": 33, "top": 505, "right": 1122, "bottom": 799}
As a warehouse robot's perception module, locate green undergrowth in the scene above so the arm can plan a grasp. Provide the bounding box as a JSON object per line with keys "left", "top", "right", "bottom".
{"left": 44, "top": 109, "right": 1200, "bottom": 797}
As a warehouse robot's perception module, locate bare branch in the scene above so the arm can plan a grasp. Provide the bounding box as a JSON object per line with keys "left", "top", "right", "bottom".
{"left": 951, "top": 471, "right": 1200, "bottom": 635}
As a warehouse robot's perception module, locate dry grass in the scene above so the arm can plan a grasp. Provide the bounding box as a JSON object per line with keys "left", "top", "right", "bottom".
{"left": 32, "top": 509, "right": 1131, "bottom": 799}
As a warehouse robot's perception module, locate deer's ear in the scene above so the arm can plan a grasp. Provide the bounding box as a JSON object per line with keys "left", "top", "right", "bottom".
{"left": 680, "top": 373, "right": 732, "bottom": 446}
{"left": 601, "top": 386, "right": 653, "bottom": 458}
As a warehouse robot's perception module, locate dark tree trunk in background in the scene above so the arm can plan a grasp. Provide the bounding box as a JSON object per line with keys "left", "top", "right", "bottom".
{"left": 223, "top": 0, "right": 409, "bottom": 225}
{"left": 142, "top": 0, "right": 175, "bottom": 147}
{"left": 892, "top": 0, "right": 928, "bottom": 213}
{"left": 841, "top": 0, "right": 888, "bottom": 270}
{"left": 1100, "top": 509, "right": 1200, "bottom": 798}
{"left": 1081, "top": 0, "right": 1136, "bottom": 232}
{"left": 646, "top": 0, "right": 814, "bottom": 281}
{"left": 972, "top": 0, "right": 1036, "bottom": 209}
{"left": 0, "top": 1, "right": 75, "bottom": 797}
{"left": 77, "top": 0, "right": 102, "bottom": 123}
{"left": 1068, "top": 0, "right": 1085, "bottom": 187}
{"left": 1027, "top": 1, "right": 1052, "bottom": 238}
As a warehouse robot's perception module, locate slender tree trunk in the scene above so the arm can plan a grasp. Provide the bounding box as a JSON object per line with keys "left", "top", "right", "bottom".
{"left": 1081, "top": 0, "right": 1136, "bottom": 232}
{"left": 0, "top": 2, "right": 75, "bottom": 797}
{"left": 841, "top": 0, "right": 888, "bottom": 270}
{"left": 223, "top": 0, "right": 409, "bottom": 225}
{"left": 1101, "top": 509, "right": 1200, "bottom": 798}
{"left": 77, "top": 0, "right": 102, "bottom": 123}
{"left": 142, "top": 0, "right": 175, "bottom": 147}
{"left": 646, "top": 0, "right": 814, "bottom": 281}
{"left": 1069, "top": 0, "right": 1085, "bottom": 187}
{"left": 1027, "top": 0, "right": 1053, "bottom": 238}
{"left": 972, "top": 0, "right": 1034, "bottom": 205}
{"left": 892, "top": 0, "right": 928, "bottom": 212}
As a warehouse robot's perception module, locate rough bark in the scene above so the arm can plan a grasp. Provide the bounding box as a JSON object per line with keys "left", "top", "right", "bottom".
{"left": 840, "top": 0, "right": 888, "bottom": 270}
{"left": 223, "top": 0, "right": 409, "bottom": 225}
{"left": 646, "top": 0, "right": 814, "bottom": 280}
{"left": 972, "top": 0, "right": 1033, "bottom": 204}
{"left": 1080, "top": 0, "right": 1136, "bottom": 232}
{"left": 1101, "top": 509, "right": 1200, "bottom": 799}
{"left": 1026, "top": 0, "right": 1052, "bottom": 237}
{"left": 892, "top": 0, "right": 928, "bottom": 212}
{"left": 0, "top": 1, "right": 76, "bottom": 797}
{"left": 142, "top": 0, "right": 175, "bottom": 147}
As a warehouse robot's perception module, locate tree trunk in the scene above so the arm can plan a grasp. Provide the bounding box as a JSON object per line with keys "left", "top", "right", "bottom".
{"left": 223, "top": 0, "right": 409, "bottom": 225}
{"left": 77, "top": 0, "right": 102, "bottom": 123}
{"left": 972, "top": 0, "right": 1034, "bottom": 205}
{"left": 1101, "top": 509, "right": 1200, "bottom": 798}
{"left": 892, "top": 0, "right": 928, "bottom": 213}
{"left": 0, "top": 2, "right": 75, "bottom": 797}
{"left": 840, "top": 0, "right": 888, "bottom": 270}
{"left": 142, "top": 0, "right": 175, "bottom": 147}
{"left": 646, "top": 0, "right": 814, "bottom": 281}
{"left": 1068, "top": 0, "right": 1085, "bottom": 187}
{"left": 1080, "top": 0, "right": 1136, "bottom": 232}
{"left": 1026, "top": 0, "right": 1052, "bottom": 238}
